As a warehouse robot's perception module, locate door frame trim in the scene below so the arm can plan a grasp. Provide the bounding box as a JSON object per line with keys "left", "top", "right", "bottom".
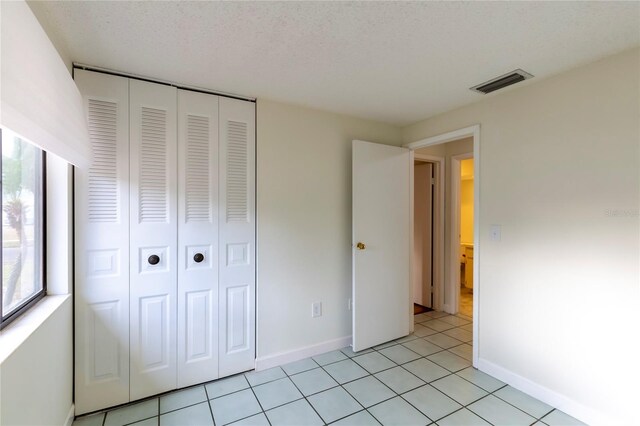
{"left": 405, "top": 124, "right": 480, "bottom": 367}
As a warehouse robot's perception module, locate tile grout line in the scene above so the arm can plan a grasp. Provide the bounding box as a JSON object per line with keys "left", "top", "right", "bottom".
{"left": 332, "top": 351, "right": 393, "bottom": 425}
{"left": 355, "top": 318, "right": 501, "bottom": 424}
{"left": 421, "top": 381, "right": 497, "bottom": 424}
{"left": 360, "top": 363, "right": 469, "bottom": 423}
{"left": 155, "top": 394, "right": 210, "bottom": 416}
{"left": 488, "top": 388, "right": 555, "bottom": 423}
{"left": 279, "top": 360, "right": 337, "bottom": 425}
{"left": 328, "top": 345, "right": 474, "bottom": 425}
{"left": 113, "top": 400, "right": 160, "bottom": 426}
{"left": 327, "top": 408, "right": 382, "bottom": 426}
{"left": 203, "top": 382, "right": 218, "bottom": 426}
{"left": 538, "top": 409, "right": 555, "bottom": 422}
{"left": 310, "top": 352, "right": 428, "bottom": 424}
{"left": 439, "top": 405, "right": 496, "bottom": 425}
{"left": 310, "top": 357, "right": 365, "bottom": 424}
{"left": 401, "top": 317, "right": 502, "bottom": 425}
{"left": 315, "top": 357, "right": 385, "bottom": 425}
{"left": 244, "top": 380, "right": 272, "bottom": 426}
{"left": 280, "top": 359, "right": 326, "bottom": 420}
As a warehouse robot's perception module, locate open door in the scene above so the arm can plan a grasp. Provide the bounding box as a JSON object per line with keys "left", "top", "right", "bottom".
{"left": 352, "top": 140, "right": 411, "bottom": 351}
{"left": 414, "top": 162, "right": 433, "bottom": 308}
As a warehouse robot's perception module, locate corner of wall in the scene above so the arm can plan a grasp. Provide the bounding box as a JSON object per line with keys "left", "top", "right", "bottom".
{"left": 26, "top": 0, "right": 74, "bottom": 76}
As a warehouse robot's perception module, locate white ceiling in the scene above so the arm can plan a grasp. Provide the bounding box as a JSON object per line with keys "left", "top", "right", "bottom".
{"left": 29, "top": 1, "right": 640, "bottom": 126}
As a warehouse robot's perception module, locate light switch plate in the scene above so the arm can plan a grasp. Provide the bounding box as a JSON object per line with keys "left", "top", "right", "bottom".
{"left": 312, "top": 302, "right": 322, "bottom": 318}
{"left": 490, "top": 225, "right": 502, "bottom": 241}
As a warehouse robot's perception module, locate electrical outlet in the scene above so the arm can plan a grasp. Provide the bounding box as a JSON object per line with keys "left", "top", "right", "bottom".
{"left": 312, "top": 302, "right": 322, "bottom": 318}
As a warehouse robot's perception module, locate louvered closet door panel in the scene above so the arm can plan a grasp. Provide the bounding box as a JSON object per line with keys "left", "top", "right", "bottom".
{"left": 129, "top": 80, "right": 178, "bottom": 400}
{"left": 177, "top": 90, "right": 220, "bottom": 387}
{"left": 218, "top": 98, "right": 256, "bottom": 376}
{"left": 74, "top": 70, "right": 130, "bottom": 414}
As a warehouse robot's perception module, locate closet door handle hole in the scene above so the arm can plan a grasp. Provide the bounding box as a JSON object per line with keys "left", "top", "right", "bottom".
{"left": 148, "top": 254, "right": 160, "bottom": 265}
{"left": 193, "top": 253, "right": 205, "bottom": 263}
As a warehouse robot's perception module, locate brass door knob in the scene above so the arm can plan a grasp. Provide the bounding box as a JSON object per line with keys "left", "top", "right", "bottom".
{"left": 356, "top": 242, "right": 366, "bottom": 250}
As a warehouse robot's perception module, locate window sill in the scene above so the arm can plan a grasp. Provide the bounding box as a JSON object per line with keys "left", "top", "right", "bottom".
{"left": 0, "top": 294, "right": 70, "bottom": 364}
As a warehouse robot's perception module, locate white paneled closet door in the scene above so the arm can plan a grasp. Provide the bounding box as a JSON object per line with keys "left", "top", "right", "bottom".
{"left": 177, "top": 90, "right": 220, "bottom": 387}
{"left": 129, "top": 80, "right": 178, "bottom": 400}
{"left": 74, "top": 70, "right": 130, "bottom": 415}
{"left": 75, "top": 69, "right": 256, "bottom": 410}
{"left": 218, "top": 98, "right": 256, "bottom": 376}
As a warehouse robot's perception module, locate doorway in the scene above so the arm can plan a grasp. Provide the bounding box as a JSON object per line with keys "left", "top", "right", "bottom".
{"left": 454, "top": 155, "right": 474, "bottom": 319}
{"left": 406, "top": 125, "right": 480, "bottom": 365}
{"left": 351, "top": 127, "right": 480, "bottom": 365}
{"left": 413, "top": 160, "right": 434, "bottom": 314}
{"left": 412, "top": 155, "right": 444, "bottom": 314}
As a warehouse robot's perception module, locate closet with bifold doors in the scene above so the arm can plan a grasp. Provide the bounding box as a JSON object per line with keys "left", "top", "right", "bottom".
{"left": 74, "top": 69, "right": 255, "bottom": 414}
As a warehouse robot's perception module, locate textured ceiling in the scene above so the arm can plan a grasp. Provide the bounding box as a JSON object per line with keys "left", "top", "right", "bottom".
{"left": 28, "top": 1, "right": 640, "bottom": 125}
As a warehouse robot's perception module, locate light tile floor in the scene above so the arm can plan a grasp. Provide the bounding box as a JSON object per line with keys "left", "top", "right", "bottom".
{"left": 459, "top": 286, "right": 473, "bottom": 318}
{"left": 73, "top": 311, "right": 585, "bottom": 426}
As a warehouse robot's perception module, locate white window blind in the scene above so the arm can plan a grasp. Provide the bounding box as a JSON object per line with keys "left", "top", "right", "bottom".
{"left": 0, "top": 0, "right": 90, "bottom": 168}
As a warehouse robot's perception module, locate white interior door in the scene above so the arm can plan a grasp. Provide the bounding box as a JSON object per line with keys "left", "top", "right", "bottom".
{"left": 74, "top": 70, "right": 130, "bottom": 414}
{"left": 413, "top": 162, "right": 433, "bottom": 308}
{"left": 352, "top": 140, "right": 411, "bottom": 351}
{"left": 177, "top": 89, "right": 220, "bottom": 387}
{"left": 129, "top": 79, "right": 178, "bottom": 400}
{"left": 218, "top": 97, "right": 256, "bottom": 376}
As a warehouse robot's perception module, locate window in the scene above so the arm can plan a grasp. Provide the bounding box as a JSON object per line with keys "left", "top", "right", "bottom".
{"left": 0, "top": 129, "right": 45, "bottom": 329}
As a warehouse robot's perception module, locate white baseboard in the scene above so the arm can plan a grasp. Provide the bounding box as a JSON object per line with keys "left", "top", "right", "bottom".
{"left": 477, "top": 358, "right": 623, "bottom": 425}
{"left": 64, "top": 404, "right": 75, "bottom": 426}
{"left": 443, "top": 303, "right": 453, "bottom": 314}
{"left": 255, "top": 335, "right": 352, "bottom": 371}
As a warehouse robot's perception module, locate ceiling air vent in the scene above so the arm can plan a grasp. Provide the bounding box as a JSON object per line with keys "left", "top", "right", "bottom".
{"left": 470, "top": 69, "right": 533, "bottom": 94}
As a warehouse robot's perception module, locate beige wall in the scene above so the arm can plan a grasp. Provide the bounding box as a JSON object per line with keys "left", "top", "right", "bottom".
{"left": 404, "top": 48, "right": 640, "bottom": 424}
{"left": 0, "top": 131, "right": 75, "bottom": 426}
{"left": 28, "top": 1, "right": 73, "bottom": 75}
{"left": 0, "top": 298, "right": 73, "bottom": 426}
{"left": 256, "top": 99, "right": 402, "bottom": 360}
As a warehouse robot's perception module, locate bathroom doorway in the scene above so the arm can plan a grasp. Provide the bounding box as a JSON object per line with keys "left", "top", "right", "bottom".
{"left": 457, "top": 156, "right": 474, "bottom": 318}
